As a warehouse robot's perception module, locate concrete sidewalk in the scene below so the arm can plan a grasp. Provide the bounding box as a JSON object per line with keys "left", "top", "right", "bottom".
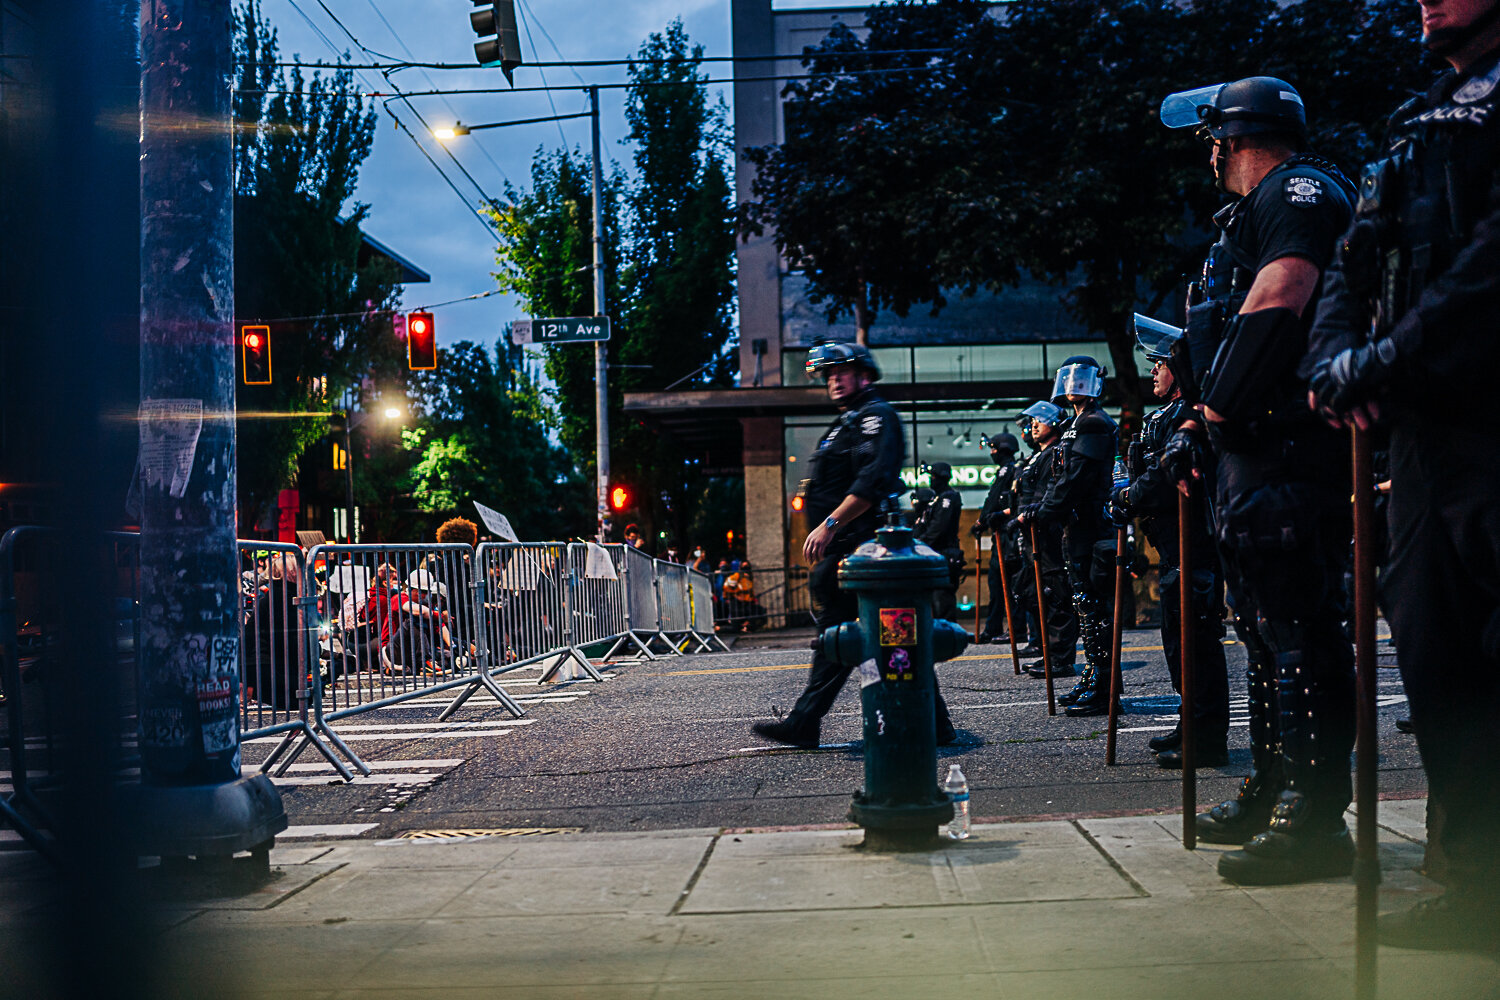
{"left": 3, "top": 798, "right": 1496, "bottom": 998}
{"left": 2, "top": 796, "right": 1467, "bottom": 999}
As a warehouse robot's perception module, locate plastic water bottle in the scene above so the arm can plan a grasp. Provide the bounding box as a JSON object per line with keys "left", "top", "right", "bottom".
{"left": 943, "top": 764, "right": 971, "bottom": 840}
{"left": 1112, "top": 457, "right": 1130, "bottom": 491}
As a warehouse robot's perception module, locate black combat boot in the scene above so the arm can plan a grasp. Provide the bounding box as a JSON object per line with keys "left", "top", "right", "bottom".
{"left": 1148, "top": 724, "right": 1182, "bottom": 753}
{"left": 1216, "top": 788, "right": 1355, "bottom": 885}
{"left": 1196, "top": 763, "right": 1281, "bottom": 843}
{"left": 752, "top": 717, "right": 820, "bottom": 748}
{"left": 1057, "top": 662, "right": 1095, "bottom": 705}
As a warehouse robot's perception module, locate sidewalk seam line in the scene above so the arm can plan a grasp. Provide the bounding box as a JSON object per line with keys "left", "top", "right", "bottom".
{"left": 669, "top": 834, "right": 719, "bottom": 917}
{"left": 1071, "top": 819, "right": 1151, "bottom": 898}
{"left": 261, "top": 861, "right": 348, "bottom": 910}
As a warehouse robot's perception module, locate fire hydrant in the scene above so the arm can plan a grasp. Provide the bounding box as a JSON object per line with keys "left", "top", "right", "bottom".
{"left": 815, "top": 509, "right": 970, "bottom": 848}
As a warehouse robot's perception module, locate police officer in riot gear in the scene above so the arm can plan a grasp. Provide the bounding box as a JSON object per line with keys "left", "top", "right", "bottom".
{"left": 1015, "top": 402, "right": 1078, "bottom": 678}
{"left": 914, "top": 462, "right": 965, "bottom": 622}
{"left": 975, "top": 432, "right": 1027, "bottom": 645}
{"left": 1304, "top": 0, "right": 1500, "bottom": 952}
{"left": 753, "top": 342, "right": 957, "bottom": 748}
{"left": 909, "top": 486, "right": 935, "bottom": 525}
{"left": 1018, "top": 358, "right": 1119, "bottom": 717}
{"left": 1114, "top": 323, "right": 1230, "bottom": 768}
{"left": 1160, "top": 76, "right": 1358, "bottom": 885}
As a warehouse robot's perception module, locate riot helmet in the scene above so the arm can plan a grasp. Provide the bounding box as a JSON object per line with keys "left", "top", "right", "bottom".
{"left": 982, "top": 431, "right": 1020, "bottom": 456}
{"left": 1133, "top": 313, "right": 1182, "bottom": 362}
{"left": 1160, "top": 77, "right": 1306, "bottom": 141}
{"left": 910, "top": 487, "right": 935, "bottom": 513}
{"left": 1019, "top": 400, "right": 1063, "bottom": 429}
{"left": 928, "top": 461, "right": 952, "bottom": 485}
{"left": 805, "top": 340, "right": 881, "bottom": 382}
{"left": 1051, "top": 355, "right": 1105, "bottom": 404}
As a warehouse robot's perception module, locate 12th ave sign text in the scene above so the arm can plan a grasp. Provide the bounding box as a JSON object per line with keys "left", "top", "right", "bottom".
{"left": 511, "top": 317, "right": 611, "bottom": 345}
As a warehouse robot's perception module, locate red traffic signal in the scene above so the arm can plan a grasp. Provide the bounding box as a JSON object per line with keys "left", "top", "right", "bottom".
{"left": 241, "top": 325, "right": 272, "bottom": 384}
{"left": 609, "top": 484, "right": 631, "bottom": 511}
{"left": 407, "top": 311, "right": 436, "bottom": 370}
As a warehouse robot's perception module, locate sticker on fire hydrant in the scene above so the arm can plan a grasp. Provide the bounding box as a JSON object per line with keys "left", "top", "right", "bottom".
{"left": 878, "top": 607, "right": 916, "bottom": 646}
{"left": 858, "top": 657, "right": 880, "bottom": 688}
{"left": 884, "top": 646, "right": 914, "bottom": 682}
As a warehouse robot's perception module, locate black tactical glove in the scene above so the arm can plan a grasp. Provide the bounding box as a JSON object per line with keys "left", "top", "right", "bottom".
{"left": 1110, "top": 485, "right": 1132, "bottom": 514}
{"left": 1307, "top": 339, "right": 1397, "bottom": 417}
{"left": 1107, "top": 502, "right": 1130, "bottom": 529}
{"left": 1020, "top": 502, "right": 1043, "bottom": 522}
{"left": 1159, "top": 426, "right": 1206, "bottom": 486}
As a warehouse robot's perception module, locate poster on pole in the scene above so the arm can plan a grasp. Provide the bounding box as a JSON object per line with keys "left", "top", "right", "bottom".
{"left": 473, "top": 501, "right": 519, "bottom": 542}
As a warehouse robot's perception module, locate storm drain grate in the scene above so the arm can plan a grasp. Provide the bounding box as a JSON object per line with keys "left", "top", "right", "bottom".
{"left": 395, "top": 827, "right": 581, "bottom": 840}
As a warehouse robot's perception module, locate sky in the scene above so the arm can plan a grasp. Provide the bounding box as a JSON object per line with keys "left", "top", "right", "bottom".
{"left": 259, "top": 0, "right": 863, "bottom": 351}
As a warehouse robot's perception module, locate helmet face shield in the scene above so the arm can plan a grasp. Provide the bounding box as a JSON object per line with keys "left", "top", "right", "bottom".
{"left": 1019, "top": 400, "right": 1063, "bottom": 433}
{"left": 1051, "top": 363, "right": 1103, "bottom": 401}
{"left": 1133, "top": 313, "right": 1184, "bottom": 362}
{"left": 1160, "top": 83, "right": 1225, "bottom": 130}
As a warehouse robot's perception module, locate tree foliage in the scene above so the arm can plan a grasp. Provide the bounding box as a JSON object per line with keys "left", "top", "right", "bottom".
{"left": 740, "top": 0, "right": 1432, "bottom": 430}
{"left": 401, "top": 339, "right": 589, "bottom": 540}
{"left": 232, "top": 0, "right": 405, "bottom": 526}
{"left": 490, "top": 20, "right": 736, "bottom": 545}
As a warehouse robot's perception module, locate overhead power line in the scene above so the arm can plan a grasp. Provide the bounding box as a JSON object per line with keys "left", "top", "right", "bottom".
{"left": 235, "top": 48, "right": 954, "bottom": 71}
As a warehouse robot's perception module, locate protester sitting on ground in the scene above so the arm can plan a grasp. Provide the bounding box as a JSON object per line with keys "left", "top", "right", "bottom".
{"left": 435, "top": 516, "right": 478, "bottom": 548}
{"left": 383, "top": 578, "right": 458, "bottom": 677}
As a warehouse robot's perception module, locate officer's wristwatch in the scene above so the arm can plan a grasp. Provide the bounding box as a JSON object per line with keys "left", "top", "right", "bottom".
{"left": 824, "top": 515, "right": 839, "bottom": 531}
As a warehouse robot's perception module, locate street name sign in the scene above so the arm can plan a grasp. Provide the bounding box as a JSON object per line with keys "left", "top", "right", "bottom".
{"left": 511, "top": 316, "right": 610, "bottom": 345}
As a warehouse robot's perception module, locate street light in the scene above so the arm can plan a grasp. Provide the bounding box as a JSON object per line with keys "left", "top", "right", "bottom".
{"left": 433, "top": 124, "right": 472, "bottom": 141}
{"left": 339, "top": 400, "right": 403, "bottom": 542}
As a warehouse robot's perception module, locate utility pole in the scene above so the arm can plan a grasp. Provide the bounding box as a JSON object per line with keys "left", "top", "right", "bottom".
{"left": 590, "top": 85, "right": 611, "bottom": 543}
{"left": 135, "top": 0, "right": 285, "bottom": 858}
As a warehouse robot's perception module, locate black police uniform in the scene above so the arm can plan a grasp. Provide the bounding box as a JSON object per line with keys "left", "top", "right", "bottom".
{"left": 914, "top": 478, "right": 964, "bottom": 620}
{"left": 1017, "top": 437, "right": 1078, "bottom": 676}
{"left": 1306, "top": 48, "right": 1500, "bottom": 929}
{"left": 1116, "top": 397, "right": 1230, "bottom": 756}
{"left": 977, "top": 449, "right": 1027, "bottom": 642}
{"left": 1030, "top": 402, "right": 1118, "bottom": 711}
{"left": 1190, "top": 153, "right": 1358, "bottom": 866}
{"left": 780, "top": 387, "right": 955, "bottom": 742}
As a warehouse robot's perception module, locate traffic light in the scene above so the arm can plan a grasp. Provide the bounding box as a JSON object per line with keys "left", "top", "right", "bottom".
{"left": 407, "top": 311, "right": 436, "bottom": 370}
{"left": 609, "top": 484, "right": 631, "bottom": 512}
{"left": 241, "top": 325, "right": 272, "bottom": 384}
{"left": 469, "top": 1, "right": 522, "bottom": 83}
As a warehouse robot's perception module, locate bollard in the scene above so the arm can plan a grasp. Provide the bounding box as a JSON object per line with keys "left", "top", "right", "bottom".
{"left": 814, "top": 509, "right": 970, "bottom": 850}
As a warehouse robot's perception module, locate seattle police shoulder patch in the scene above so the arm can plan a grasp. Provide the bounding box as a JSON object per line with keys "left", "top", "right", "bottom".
{"left": 1284, "top": 175, "right": 1324, "bottom": 206}
{"left": 860, "top": 414, "right": 881, "bottom": 435}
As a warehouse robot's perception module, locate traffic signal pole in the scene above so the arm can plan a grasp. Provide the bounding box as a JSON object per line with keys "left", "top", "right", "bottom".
{"left": 590, "top": 86, "right": 611, "bottom": 543}
{"left": 135, "top": 0, "right": 285, "bottom": 860}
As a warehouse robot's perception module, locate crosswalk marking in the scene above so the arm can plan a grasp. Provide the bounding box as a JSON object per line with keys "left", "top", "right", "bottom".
{"left": 271, "top": 772, "right": 443, "bottom": 786}
{"left": 279, "top": 823, "right": 378, "bottom": 838}
{"left": 319, "top": 719, "right": 535, "bottom": 733}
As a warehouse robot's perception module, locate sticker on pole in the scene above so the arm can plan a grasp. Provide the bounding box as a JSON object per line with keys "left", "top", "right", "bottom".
{"left": 584, "top": 542, "right": 617, "bottom": 580}
{"left": 878, "top": 608, "right": 916, "bottom": 647}
{"left": 858, "top": 656, "right": 880, "bottom": 689}
{"left": 473, "top": 501, "right": 519, "bottom": 542}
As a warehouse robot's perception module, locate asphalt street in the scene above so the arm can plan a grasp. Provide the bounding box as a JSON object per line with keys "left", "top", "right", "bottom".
{"left": 256, "top": 626, "right": 1425, "bottom": 840}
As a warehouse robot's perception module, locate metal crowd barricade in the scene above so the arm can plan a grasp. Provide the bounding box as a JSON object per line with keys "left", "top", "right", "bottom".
{"left": 614, "top": 545, "right": 677, "bottom": 658}
{"left": 0, "top": 526, "right": 140, "bottom": 864}
{"left": 567, "top": 541, "right": 630, "bottom": 653}
{"left": 236, "top": 541, "right": 362, "bottom": 781}
{"left": 686, "top": 568, "right": 729, "bottom": 653}
{"left": 656, "top": 560, "right": 694, "bottom": 652}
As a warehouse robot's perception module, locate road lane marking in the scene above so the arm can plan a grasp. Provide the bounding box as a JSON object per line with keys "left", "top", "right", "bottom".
{"left": 271, "top": 772, "right": 441, "bottom": 786}
{"left": 279, "top": 823, "right": 379, "bottom": 837}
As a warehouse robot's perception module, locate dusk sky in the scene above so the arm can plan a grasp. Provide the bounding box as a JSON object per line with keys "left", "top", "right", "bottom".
{"left": 260, "top": 0, "right": 858, "bottom": 352}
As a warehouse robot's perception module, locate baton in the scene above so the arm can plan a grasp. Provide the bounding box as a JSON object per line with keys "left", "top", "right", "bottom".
{"left": 1106, "top": 519, "right": 1128, "bottom": 765}
{"left": 1106, "top": 437, "right": 1135, "bottom": 766}
{"left": 1179, "top": 483, "right": 1197, "bottom": 849}
{"left": 993, "top": 532, "right": 1022, "bottom": 675}
{"left": 1352, "top": 426, "right": 1380, "bottom": 1000}
{"left": 1028, "top": 521, "right": 1056, "bottom": 716}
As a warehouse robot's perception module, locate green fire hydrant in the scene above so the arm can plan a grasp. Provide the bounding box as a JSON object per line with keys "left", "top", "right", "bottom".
{"left": 815, "top": 510, "right": 971, "bottom": 849}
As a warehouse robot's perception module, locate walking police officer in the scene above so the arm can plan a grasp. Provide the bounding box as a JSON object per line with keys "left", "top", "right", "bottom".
{"left": 974, "top": 432, "right": 1027, "bottom": 645}
{"left": 753, "top": 342, "right": 957, "bottom": 748}
{"left": 1015, "top": 401, "right": 1078, "bottom": 680}
{"left": 914, "top": 462, "right": 965, "bottom": 622}
{"left": 1115, "top": 322, "right": 1230, "bottom": 768}
{"left": 1018, "top": 358, "right": 1119, "bottom": 717}
{"left": 1304, "top": 0, "right": 1500, "bottom": 951}
{"left": 1160, "top": 77, "right": 1357, "bottom": 884}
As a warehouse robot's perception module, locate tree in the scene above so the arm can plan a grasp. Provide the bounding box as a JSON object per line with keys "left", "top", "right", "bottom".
{"left": 401, "top": 338, "right": 590, "bottom": 540}
{"left": 490, "top": 20, "right": 736, "bottom": 546}
{"left": 739, "top": 0, "right": 1431, "bottom": 431}
{"left": 232, "top": 0, "right": 406, "bottom": 529}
